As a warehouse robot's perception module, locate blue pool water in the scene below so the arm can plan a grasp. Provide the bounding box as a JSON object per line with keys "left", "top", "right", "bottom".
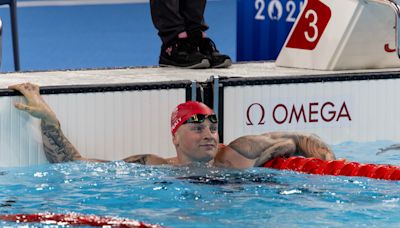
{"left": 1, "top": 141, "right": 400, "bottom": 227}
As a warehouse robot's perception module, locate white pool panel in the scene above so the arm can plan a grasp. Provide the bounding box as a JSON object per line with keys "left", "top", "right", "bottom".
{"left": 0, "top": 89, "right": 185, "bottom": 167}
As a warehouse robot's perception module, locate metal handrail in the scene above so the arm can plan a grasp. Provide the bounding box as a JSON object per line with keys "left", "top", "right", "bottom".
{"left": 370, "top": 0, "right": 400, "bottom": 58}
{"left": 0, "top": 18, "right": 2, "bottom": 69}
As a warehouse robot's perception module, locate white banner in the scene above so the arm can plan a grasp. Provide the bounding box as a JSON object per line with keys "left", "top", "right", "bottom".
{"left": 223, "top": 79, "right": 400, "bottom": 144}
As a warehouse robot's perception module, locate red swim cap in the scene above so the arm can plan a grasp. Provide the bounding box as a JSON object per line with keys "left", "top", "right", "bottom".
{"left": 171, "top": 101, "right": 214, "bottom": 134}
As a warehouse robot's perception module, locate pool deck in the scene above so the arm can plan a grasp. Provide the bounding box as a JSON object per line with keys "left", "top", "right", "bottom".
{"left": 0, "top": 61, "right": 399, "bottom": 89}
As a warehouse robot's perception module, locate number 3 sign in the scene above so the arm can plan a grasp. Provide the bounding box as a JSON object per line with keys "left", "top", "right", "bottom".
{"left": 277, "top": 0, "right": 400, "bottom": 70}
{"left": 286, "top": 0, "right": 331, "bottom": 50}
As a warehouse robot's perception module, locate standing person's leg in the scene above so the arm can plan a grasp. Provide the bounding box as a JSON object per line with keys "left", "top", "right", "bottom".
{"left": 181, "top": 0, "right": 232, "bottom": 68}
{"left": 150, "top": 0, "right": 209, "bottom": 69}
{"left": 150, "top": 0, "right": 185, "bottom": 45}
{"left": 179, "top": 0, "right": 208, "bottom": 34}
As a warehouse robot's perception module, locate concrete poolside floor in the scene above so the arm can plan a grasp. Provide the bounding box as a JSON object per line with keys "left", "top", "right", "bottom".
{"left": 1, "top": 61, "right": 400, "bottom": 89}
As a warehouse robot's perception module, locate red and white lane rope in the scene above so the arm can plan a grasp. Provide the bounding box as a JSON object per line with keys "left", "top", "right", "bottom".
{"left": 264, "top": 156, "right": 400, "bottom": 181}
{"left": 0, "top": 213, "right": 163, "bottom": 227}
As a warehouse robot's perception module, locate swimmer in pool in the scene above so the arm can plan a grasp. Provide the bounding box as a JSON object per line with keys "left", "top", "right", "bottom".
{"left": 9, "top": 83, "right": 336, "bottom": 168}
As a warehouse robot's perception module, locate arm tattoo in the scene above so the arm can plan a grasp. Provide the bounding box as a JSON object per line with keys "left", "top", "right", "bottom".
{"left": 41, "top": 121, "right": 83, "bottom": 163}
{"left": 123, "top": 154, "right": 151, "bottom": 165}
{"left": 254, "top": 142, "right": 295, "bottom": 167}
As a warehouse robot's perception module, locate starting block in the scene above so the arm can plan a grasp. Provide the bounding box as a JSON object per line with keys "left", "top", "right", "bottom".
{"left": 276, "top": 0, "right": 400, "bottom": 70}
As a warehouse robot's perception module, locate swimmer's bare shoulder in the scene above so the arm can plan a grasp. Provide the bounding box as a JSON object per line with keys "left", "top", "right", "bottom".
{"left": 123, "top": 154, "right": 169, "bottom": 165}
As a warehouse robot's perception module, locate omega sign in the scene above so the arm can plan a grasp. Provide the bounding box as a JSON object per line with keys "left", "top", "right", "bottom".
{"left": 246, "top": 101, "right": 352, "bottom": 126}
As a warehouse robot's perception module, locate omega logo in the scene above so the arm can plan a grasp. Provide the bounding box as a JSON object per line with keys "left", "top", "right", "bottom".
{"left": 246, "top": 103, "right": 266, "bottom": 125}
{"left": 246, "top": 101, "right": 352, "bottom": 125}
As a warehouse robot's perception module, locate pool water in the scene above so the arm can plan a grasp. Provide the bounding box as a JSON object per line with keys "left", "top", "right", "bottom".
{"left": 1, "top": 141, "right": 400, "bottom": 227}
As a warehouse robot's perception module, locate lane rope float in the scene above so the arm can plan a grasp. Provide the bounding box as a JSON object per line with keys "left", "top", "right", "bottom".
{"left": 0, "top": 213, "right": 162, "bottom": 227}
{"left": 263, "top": 156, "right": 400, "bottom": 180}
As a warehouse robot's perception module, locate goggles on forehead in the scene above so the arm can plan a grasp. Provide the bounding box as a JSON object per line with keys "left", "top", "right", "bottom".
{"left": 184, "top": 114, "right": 218, "bottom": 124}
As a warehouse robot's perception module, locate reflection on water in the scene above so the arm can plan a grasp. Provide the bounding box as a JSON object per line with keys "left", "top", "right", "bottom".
{"left": 0, "top": 141, "right": 399, "bottom": 227}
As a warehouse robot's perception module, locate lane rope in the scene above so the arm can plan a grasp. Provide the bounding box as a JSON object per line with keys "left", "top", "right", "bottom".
{"left": 0, "top": 213, "right": 162, "bottom": 227}
{"left": 263, "top": 156, "right": 400, "bottom": 180}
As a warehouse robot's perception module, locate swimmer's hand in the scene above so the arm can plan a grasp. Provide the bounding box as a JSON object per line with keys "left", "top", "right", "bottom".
{"left": 9, "top": 83, "right": 59, "bottom": 127}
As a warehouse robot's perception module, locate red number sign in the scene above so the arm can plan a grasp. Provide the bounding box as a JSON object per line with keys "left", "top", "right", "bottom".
{"left": 286, "top": 0, "right": 331, "bottom": 50}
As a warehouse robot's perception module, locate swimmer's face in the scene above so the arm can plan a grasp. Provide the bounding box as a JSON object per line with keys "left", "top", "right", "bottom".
{"left": 173, "top": 119, "right": 219, "bottom": 163}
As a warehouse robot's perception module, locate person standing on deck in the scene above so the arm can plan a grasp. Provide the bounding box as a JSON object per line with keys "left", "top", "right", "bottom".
{"left": 150, "top": 0, "right": 232, "bottom": 69}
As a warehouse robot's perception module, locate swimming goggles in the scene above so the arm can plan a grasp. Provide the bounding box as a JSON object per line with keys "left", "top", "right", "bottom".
{"left": 184, "top": 114, "right": 218, "bottom": 124}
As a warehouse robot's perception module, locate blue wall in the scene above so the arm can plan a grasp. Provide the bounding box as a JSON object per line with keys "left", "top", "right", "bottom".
{"left": 237, "top": 0, "right": 302, "bottom": 61}
{"left": 0, "top": 0, "right": 236, "bottom": 72}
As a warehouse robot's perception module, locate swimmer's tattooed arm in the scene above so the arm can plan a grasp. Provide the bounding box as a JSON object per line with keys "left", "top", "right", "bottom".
{"left": 227, "top": 135, "right": 297, "bottom": 167}
{"left": 7, "top": 83, "right": 108, "bottom": 163}
{"left": 123, "top": 154, "right": 168, "bottom": 165}
{"left": 226, "top": 132, "right": 335, "bottom": 168}
{"left": 41, "top": 121, "right": 83, "bottom": 163}
{"left": 41, "top": 121, "right": 109, "bottom": 163}
{"left": 123, "top": 155, "right": 149, "bottom": 164}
